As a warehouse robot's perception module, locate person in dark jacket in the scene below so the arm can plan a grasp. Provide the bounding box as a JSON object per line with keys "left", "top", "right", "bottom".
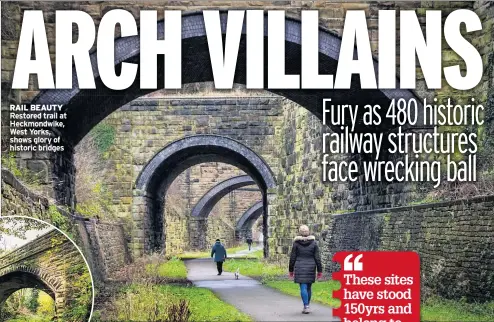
{"left": 289, "top": 225, "right": 323, "bottom": 314}
{"left": 246, "top": 237, "right": 253, "bottom": 251}
{"left": 211, "top": 239, "right": 227, "bottom": 275}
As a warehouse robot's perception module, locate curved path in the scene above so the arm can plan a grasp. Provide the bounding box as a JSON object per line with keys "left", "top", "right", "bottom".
{"left": 185, "top": 258, "right": 337, "bottom": 321}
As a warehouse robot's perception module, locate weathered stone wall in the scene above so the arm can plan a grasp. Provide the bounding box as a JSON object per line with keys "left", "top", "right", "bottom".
{"left": 103, "top": 96, "right": 280, "bottom": 216}
{"left": 99, "top": 97, "right": 276, "bottom": 253}
{"left": 1, "top": 169, "right": 129, "bottom": 282}
{"left": 1, "top": 168, "right": 50, "bottom": 218}
{"left": 163, "top": 162, "right": 262, "bottom": 254}
{"left": 323, "top": 195, "right": 494, "bottom": 302}
{"left": 3, "top": 0, "right": 490, "bottom": 207}
{"left": 0, "top": 229, "right": 91, "bottom": 318}
{"left": 473, "top": 1, "right": 494, "bottom": 172}
{"left": 81, "top": 219, "right": 130, "bottom": 280}
{"left": 206, "top": 188, "right": 262, "bottom": 249}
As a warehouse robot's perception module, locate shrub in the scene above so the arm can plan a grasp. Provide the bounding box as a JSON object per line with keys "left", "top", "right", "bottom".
{"left": 37, "top": 291, "right": 55, "bottom": 317}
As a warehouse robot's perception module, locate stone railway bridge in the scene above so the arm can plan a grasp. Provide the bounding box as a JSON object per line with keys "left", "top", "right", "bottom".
{"left": 0, "top": 229, "right": 90, "bottom": 318}
{"left": 3, "top": 3, "right": 424, "bottom": 257}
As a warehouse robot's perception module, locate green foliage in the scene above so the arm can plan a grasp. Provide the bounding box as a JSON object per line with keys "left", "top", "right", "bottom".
{"left": 47, "top": 206, "right": 71, "bottom": 234}
{"left": 36, "top": 292, "right": 55, "bottom": 317}
{"left": 176, "top": 251, "right": 210, "bottom": 259}
{"left": 1, "top": 289, "right": 27, "bottom": 321}
{"left": 407, "top": 194, "right": 440, "bottom": 206}
{"left": 2, "top": 152, "right": 23, "bottom": 177}
{"left": 176, "top": 245, "right": 260, "bottom": 260}
{"left": 225, "top": 245, "right": 249, "bottom": 253}
{"left": 145, "top": 257, "right": 188, "bottom": 279}
{"left": 250, "top": 249, "right": 263, "bottom": 259}
{"left": 91, "top": 123, "right": 116, "bottom": 154}
{"left": 75, "top": 182, "right": 114, "bottom": 218}
{"left": 26, "top": 289, "right": 39, "bottom": 313}
{"left": 421, "top": 296, "right": 494, "bottom": 321}
{"left": 4, "top": 316, "right": 52, "bottom": 322}
{"left": 0, "top": 289, "right": 54, "bottom": 322}
{"left": 102, "top": 284, "right": 251, "bottom": 321}
{"left": 62, "top": 263, "right": 92, "bottom": 322}
{"left": 1, "top": 152, "right": 43, "bottom": 188}
{"left": 265, "top": 280, "right": 341, "bottom": 308}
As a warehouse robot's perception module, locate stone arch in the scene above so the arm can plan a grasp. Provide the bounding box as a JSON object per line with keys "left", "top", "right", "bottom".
{"left": 0, "top": 265, "right": 62, "bottom": 314}
{"left": 32, "top": 12, "right": 419, "bottom": 147}
{"left": 191, "top": 175, "right": 257, "bottom": 218}
{"left": 27, "top": 10, "right": 422, "bottom": 251}
{"left": 132, "top": 135, "right": 276, "bottom": 257}
{"left": 235, "top": 201, "right": 263, "bottom": 240}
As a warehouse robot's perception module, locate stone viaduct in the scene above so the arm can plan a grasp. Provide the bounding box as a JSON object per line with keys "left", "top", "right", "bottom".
{"left": 163, "top": 161, "right": 263, "bottom": 254}
{"left": 0, "top": 229, "right": 92, "bottom": 319}
{"left": 1, "top": 0, "right": 493, "bottom": 302}
{"left": 236, "top": 201, "right": 264, "bottom": 240}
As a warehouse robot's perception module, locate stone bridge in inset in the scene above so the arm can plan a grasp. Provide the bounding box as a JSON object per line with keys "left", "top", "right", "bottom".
{"left": 0, "top": 229, "right": 91, "bottom": 318}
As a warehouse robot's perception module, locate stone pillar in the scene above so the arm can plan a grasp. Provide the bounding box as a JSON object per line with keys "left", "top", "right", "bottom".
{"left": 188, "top": 217, "right": 208, "bottom": 250}
{"left": 235, "top": 227, "right": 253, "bottom": 241}
{"left": 54, "top": 292, "right": 65, "bottom": 319}
{"left": 131, "top": 190, "right": 154, "bottom": 259}
{"left": 264, "top": 191, "right": 277, "bottom": 258}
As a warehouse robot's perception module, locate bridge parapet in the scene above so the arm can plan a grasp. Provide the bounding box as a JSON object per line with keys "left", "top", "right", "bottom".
{"left": 0, "top": 228, "right": 92, "bottom": 319}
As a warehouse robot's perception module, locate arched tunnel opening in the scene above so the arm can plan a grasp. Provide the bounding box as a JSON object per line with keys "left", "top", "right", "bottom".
{"left": 133, "top": 135, "right": 276, "bottom": 258}
{"left": 165, "top": 167, "right": 265, "bottom": 256}
{"left": 0, "top": 272, "right": 56, "bottom": 321}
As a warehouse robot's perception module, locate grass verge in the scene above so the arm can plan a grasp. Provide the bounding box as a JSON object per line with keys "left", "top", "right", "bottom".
{"left": 249, "top": 249, "right": 263, "bottom": 259}
{"left": 145, "top": 257, "right": 188, "bottom": 279}
{"left": 176, "top": 251, "right": 210, "bottom": 259}
{"left": 98, "top": 284, "right": 252, "bottom": 321}
{"left": 223, "top": 258, "right": 285, "bottom": 279}
{"left": 421, "top": 296, "right": 494, "bottom": 321}
{"left": 266, "top": 280, "right": 341, "bottom": 308}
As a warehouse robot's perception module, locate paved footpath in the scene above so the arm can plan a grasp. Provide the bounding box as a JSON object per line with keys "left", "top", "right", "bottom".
{"left": 185, "top": 258, "right": 338, "bottom": 321}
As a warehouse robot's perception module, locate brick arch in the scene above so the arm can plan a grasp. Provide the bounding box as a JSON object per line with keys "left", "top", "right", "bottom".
{"left": 190, "top": 175, "right": 257, "bottom": 218}
{"left": 32, "top": 12, "right": 419, "bottom": 147}
{"left": 235, "top": 201, "right": 263, "bottom": 240}
{"left": 132, "top": 135, "right": 276, "bottom": 257}
{"left": 0, "top": 266, "right": 62, "bottom": 314}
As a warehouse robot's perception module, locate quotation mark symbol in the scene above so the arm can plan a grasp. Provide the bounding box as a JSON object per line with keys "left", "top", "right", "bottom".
{"left": 344, "top": 254, "right": 363, "bottom": 271}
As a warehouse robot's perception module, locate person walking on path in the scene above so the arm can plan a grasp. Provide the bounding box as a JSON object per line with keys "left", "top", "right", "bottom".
{"left": 289, "top": 225, "right": 323, "bottom": 314}
{"left": 211, "top": 239, "right": 227, "bottom": 275}
{"left": 246, "top": 237, "right": 253, "bottom": 251}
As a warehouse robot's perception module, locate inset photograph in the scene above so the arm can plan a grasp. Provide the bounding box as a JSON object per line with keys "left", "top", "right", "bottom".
{"left": 0, "top": 216, "right": 93, "bottom": 322}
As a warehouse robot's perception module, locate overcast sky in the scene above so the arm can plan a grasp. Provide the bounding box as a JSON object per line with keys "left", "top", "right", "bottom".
{"left": 0, "top": 222, "right": 53, "bottom": 252}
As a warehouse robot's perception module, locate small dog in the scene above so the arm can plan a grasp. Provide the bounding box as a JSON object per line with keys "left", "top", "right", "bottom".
{"left": 234, "top": 268, "right": 240, "bottom": 280}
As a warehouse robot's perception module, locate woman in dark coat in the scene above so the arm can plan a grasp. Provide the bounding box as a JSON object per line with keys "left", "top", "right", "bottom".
{"left": 289, "top": 225, "right": 323, "bottom": 314}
